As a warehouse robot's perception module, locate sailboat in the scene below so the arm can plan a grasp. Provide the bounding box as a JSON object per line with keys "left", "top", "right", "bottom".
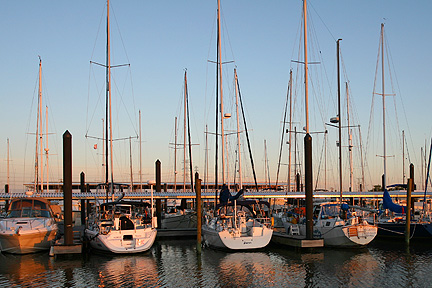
{"left": 161, "top": 71, "right": 197, "bottom": 230}
{"left": 281, "top": 1, "right": 377, "bottom": 247}
{"left": 0, "top": 59, "right": 59, "bottom": 254}
{"left": 201, "top": 0, "right": 273, "bottom": 250}
{"left": 371, "top": 24, "right": 432, "bottom": 240}
{"left": 84, "top": 0, "right": 157, "bottom": 253}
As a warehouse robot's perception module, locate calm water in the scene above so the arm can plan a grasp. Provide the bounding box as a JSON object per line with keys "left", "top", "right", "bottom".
{"left": 1, "top": 238, "right": 432, "bottom": 288}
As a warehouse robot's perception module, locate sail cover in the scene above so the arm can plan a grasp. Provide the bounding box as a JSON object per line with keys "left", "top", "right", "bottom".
{"left": 382, "top": 189, "right": 406, "bottom": 214}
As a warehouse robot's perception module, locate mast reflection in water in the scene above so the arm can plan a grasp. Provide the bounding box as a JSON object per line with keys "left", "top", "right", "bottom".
{"left": 1, "top": 239, "right": 432, "bottom": 287}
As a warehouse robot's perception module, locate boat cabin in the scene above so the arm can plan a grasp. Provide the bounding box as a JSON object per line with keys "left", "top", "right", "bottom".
{"left": 7, "top": 198, "right": 53, "bottom": 218}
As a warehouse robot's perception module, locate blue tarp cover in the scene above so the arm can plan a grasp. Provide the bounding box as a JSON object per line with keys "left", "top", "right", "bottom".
{"left": 382, "top": 189, "right": 406, "bottom": 214}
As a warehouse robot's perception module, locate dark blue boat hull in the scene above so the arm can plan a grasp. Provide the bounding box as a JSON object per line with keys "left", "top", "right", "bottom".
{"left": 377, "top": 222, "right": 432, "bottom": 239}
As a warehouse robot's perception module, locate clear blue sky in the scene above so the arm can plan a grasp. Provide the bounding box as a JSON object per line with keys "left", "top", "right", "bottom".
{"left": 1, "top": 1, "right": 431, "bottom": 192}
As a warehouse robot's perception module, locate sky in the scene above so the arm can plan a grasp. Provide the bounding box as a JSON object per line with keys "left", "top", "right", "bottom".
{"left": 1, "top": 0, "right": 431, "bottom": 193}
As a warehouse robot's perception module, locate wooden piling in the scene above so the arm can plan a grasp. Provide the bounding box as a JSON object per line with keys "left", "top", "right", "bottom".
{"left": 405, "top": 164, "right": 414, "bottom": 245}
{"left": 304, "top": 134, "right": 313, "bottom": 239}
{"left": 63, "top": 130, "right": 73, "bottom": 245}
{"left": 195, "top": 173, "right": 202, "bottom": 254}
{"left": 156, "top": 160, "right": 162, "bottom": 229}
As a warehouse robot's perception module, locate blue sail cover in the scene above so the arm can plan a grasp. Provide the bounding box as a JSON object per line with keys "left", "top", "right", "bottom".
{"left": 382, "top": 189, "right": 406, "bottom": 214}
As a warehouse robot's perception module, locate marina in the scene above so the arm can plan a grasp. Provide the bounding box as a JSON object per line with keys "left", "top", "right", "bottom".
{"left": 1, "top": 0, "right": 432, "bottom": 286}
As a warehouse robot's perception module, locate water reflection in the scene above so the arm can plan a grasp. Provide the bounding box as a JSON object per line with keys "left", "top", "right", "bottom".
{"left": 1, "top": 239, "right": 432, "bottom": 287}
{"left": 86, "top": 253, "right": 159, "bottom": 287}
{"left": 0, "top": 253, "right": 55, "bottom": 287}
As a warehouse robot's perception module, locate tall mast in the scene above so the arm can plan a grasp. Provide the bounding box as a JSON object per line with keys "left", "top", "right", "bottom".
{"left": 381, "top": 23, "right": 387, "bottom": 190}
{"left": 358, "top": 126, "right": 365, "bottom": 191}
{"left": 234, "top": 69, "right": 242, "bottom": 189}
{"left": 346, "top": 82, "right": 353, "bottom": 192}
{"left": 184, "top": 71, "right": 187, "bottom": 193}
{"left": 303, "top": 0, "right": 309, "bottom": 134}
{"left": 105, "top": 0, "right": 114, "bottom": 190}
{"left": 402, "top": 130, "right": 405, "bottom": 185}
{"left": 174, "top": 116, "right": 177, "bottom": 191}
{"left": 36, "top": 57, "right": 43, "bottom": 193}
{"left": 218, "top": 0, "right": 226, "bottom": 185}
{"left": 102, "top": 118, "right": 105, "bottom": 183}
{"left": 129, "top": 136, "right": 133, "bottom": 190}
{"left": 205, "top": 124, "right": 208, "bottom": 190}
{"left": 337, "top": 39, "right": 343, "bottom": 201}
{"left": 288, "top": 70, "right": 293, "bottom": 192}
{"left": 139, "top": 110, "right": 142, "bottom": 192}
{"left": 45, "top": 106, "right": 49, "bottom": 193}
{"left": 265, "top": 140, "right": 269, "bottom": 188}
{"left": 7, "top": 139, "right": 9, "bottom": 192}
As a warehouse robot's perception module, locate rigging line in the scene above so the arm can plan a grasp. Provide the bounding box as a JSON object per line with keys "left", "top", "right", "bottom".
{"left": 111, "top": 68, "right": 138, "bottom": 136}
{"left": 308, "top": 1, "right": 337, "bottom": 42}
{"left": 386, "top": 35, "right": 417, "bottom": 168}
{"left": 237, "top": 76, "right": 258, "bottom": 192}
{"left": 89, "top": 3, "right": 106, "bottom": 63}
{"left": 23, "top": 68, "right": 40, "bottom": 188}
{"left": 365, "top": 29, "right": 382, "bottom": 169}
{"left": 110, "top": 2, "right": 131, "bottom": 65}
{"left": 86, "top": 63, "right": 105, "bottom": 135}
{"left": 127, "top": 67, "right": 138, "bottom": 130}
{"left": 220, "top": 8, "right": 236, "bottom": 67}
{"left": 275, "top": 74, "right": 290, "bottom": 188}
{"left": 404, "top": 133, "right": 411, "bottom": 164}
{"left": 204, "top": 9, "right": 217, "bottom": 127}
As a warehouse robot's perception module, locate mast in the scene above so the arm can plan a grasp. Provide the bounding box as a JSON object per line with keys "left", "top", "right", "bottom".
{"left": 39, "top": 58, "right": 44, "bottom": 192}
{"left": 7, "top": 139, "right": 9, "bottom": 192}
{"left": 264, "top": 139, "right": 270, "bottom": 188}
{"left": 186, "top": 71, "right": 194, "bottom": 193}
{"left": 288, "top": 70, "right": 293, "bottom": 193}
{"left": 346, "top": 82, "right": 353, "bottom": 192}
{"left": 234, "top": 69, "right": 242, "bottom": 189}
{"left": 139, "top": 110, "right": 142, "bottom": 192}
{"left": 174, "top": 116, "right": 177, "bottom": 191}
{"left": 218, "top": 0, "right": 226, "bottom": 185}
{"left": 303, "top": 0, "right": 309, "bottom": 134}
{"left": 45, "top": 106, "right": 49, "bottom": 193}
{"left": 102, "top": 118, "right": 105, "bottom": 183}
{"left": 184, "top": 72, "right": 187, "bottom": 193}
{"left": 358, "top": 126, "right": 365, "bottom": 191}
{"left": 35, "top": 57, "right": 43, "bottom": 193}
{"left": 129, "top": 136, "right": 133, "bottom": 191}
{"left": 381, "top": 23, "right": 387, "bottom": 190}
{"left": 337, "top": 38, "right": 343, "bottom": 201}
{"left": 205, "top": 124, "right": 208, "bottom": 190}
{"left": 402, "top": 130, "right": 405, "bottom": 185}
{"left": 105, "top": 0, "right": 114, "bottom": 191}
{"left": 324, "top": 129, "right": 327, "bottom": 191}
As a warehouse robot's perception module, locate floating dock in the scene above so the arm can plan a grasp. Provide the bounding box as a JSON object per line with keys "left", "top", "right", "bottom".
{"left": 271, "top": 230, "right": 324, "bottom": 248}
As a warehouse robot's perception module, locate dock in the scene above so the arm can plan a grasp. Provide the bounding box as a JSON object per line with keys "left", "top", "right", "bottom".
{"left": 271, "top": 229, "right": 324, "bottom": 248}
{"left": 50, "top": 229, "right": 83, "bottom": 256}
{"left": 157, "top": 228, "right": 197, "bottom": 238}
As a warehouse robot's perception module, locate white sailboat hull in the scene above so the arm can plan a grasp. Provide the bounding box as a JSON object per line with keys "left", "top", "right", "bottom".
{"left": 284, "top": 221, "right": 377, "bottom": 247}
{"left": 85, "top": 227, "right": 157, "bottom": 254}
{"left": 202, "top": 224, "right": 273, "bottom": 250}
{"left": 304, "top": 224, "right": 377, "bottom": 247}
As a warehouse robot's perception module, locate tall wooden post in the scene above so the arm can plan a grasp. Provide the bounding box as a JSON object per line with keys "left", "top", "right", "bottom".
{"left": 405, "top": 164, "right": 414, "bottom": 245}
{"left": 305, "top": 134, "right": 314, "bottom": 239}
{"left": 156, "top": 160, "right": 162, "bottom": 229}
{"left": 63, "top": 131, "right": 73, "bottom": 245}
{"left": 195, "top": 172, "right": 202, "bottom": 254}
